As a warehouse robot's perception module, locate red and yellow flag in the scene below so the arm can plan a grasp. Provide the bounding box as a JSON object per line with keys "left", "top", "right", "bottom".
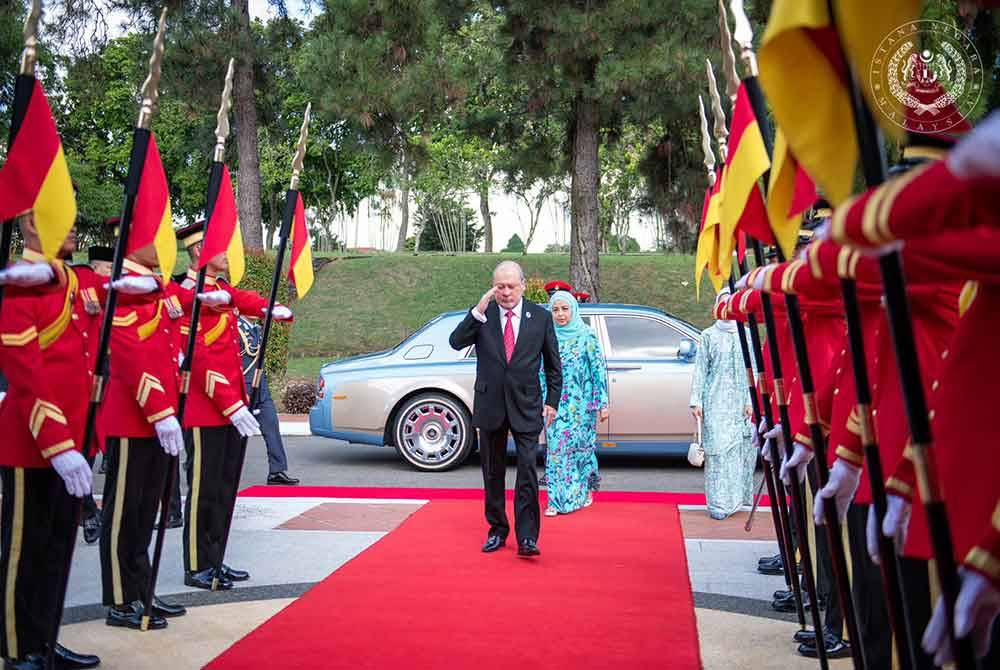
{"left": 758, "top": 1, "right": 918, "bottom": 206}
{"left": 197, "top": 165, "right": 245, "bottom": 285}
{"left": 0, "top": 80, "right": 76, "bottom": 259}
{"left": 288, "top": 192, "right": 313, "bottom": 298}
{"left": 129, "top": 134, "right": 176, "bottom": 279}
{"left": 767, "top": 128, "right": 818, "bottom": 259}
{"left": 695, "top": 168, "right": 725, "bottom": 298}
{"left": 717, "top": 84, "right": 771, "bottom": 274}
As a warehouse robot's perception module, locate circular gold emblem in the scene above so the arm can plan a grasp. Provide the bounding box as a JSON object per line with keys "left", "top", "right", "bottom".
{"left": 869, "top": 20, "right": 982, "bottom": 133}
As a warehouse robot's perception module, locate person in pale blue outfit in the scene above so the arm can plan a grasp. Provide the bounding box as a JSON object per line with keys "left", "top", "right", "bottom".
{"left": 540, "top": 291, "right": 609, "bottom": 516}
{"left": 689, "top": 289, "right": 755, "bottom": 520}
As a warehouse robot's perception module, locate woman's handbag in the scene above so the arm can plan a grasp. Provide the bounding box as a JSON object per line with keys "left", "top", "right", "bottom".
{"left": 687, "top": 414, "right": 705, "bottom": 467}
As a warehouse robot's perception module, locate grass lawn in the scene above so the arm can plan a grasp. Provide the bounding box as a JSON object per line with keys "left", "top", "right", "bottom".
{"left": 285, "top": 252, "right": 711, "bottom": 381}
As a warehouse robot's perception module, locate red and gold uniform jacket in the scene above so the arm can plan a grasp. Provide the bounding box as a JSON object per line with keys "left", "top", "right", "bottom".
{"left": 828, "top": 163, "right": 997, "bottom": 566}
{"left": 172, "top": 269, "right": 289, "bottom": 428}
{"left": 0, "top": 252, "right": 104, "bottom": 466}
{"left": 97, "top": 260, "right": 181, "bottom": 439}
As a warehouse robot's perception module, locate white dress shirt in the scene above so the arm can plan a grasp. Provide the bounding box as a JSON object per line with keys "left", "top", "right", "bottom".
{"left": 472, "top": 299, "right": 523, "bottom": 342}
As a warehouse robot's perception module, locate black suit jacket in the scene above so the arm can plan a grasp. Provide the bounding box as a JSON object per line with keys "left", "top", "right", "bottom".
{"left": 449, "top": 300, "right": 562, "bottom": 434}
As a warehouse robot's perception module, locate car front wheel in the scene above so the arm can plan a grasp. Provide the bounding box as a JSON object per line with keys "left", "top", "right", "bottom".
{"left": 392, "top": 393, "right": 474, "bottom": 472}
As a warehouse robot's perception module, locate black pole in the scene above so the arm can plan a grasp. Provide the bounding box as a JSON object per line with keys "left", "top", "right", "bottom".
{"left": 0, "top": 74, "right": 37, "bottom": 309}
{"left": 140, "top": 159, "right": 226, "bottom": 627}
{"left": 45, "top": 126, "right": 151, "bottom": 670}
{"left": 841, "top": 279, "right": 917, "bottom": 669}
{"left": 827, "top": 3, "right": 975, "bottom": 664}
{"left": 729, "top": 264, "right": 804, "bottom": 629}
{"left": 211, "top": 187, "right": 297, "bottom": 590}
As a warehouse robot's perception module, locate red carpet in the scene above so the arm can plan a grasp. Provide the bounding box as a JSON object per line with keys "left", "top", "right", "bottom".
{"left": 207, "top": 500, "right": 701, "bottom": 669}
{"left": 239, "top": 484, "right": 773, "bottom": 508}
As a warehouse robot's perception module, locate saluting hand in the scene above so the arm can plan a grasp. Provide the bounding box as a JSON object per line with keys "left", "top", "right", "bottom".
{"left": 476, "top": 287, "right": 497, "bottom": 315}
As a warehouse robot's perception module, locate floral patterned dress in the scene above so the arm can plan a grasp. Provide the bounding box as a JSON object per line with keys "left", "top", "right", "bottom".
{"left": 689, "top": 324, "right": 755, "bottom": 519}
{"left": 541, "top": 329, "right": 609, "bottom": 514}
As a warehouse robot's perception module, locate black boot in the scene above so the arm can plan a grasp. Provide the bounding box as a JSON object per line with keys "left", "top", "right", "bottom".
{"left": 82, "top": 514, "right": 101, "bottom": 545}
{"left": 138, "top": 596, "right": 186, "bottom": 618}
{"left": 184, "top": 568, "right": 233, "bottom": 591}
{"left": 798, "top": 631, "right": 852, "bottom": 659}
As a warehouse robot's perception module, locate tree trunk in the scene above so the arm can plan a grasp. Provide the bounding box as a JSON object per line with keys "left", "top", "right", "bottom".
{"left": 478, "top": 181, "right": 493, "bottom": 253}
{"left": 395, "top": 150, "right": 411, "bottom": 251}
{"left": 569, "top": 94, "right": 601, "bottom": 301}
{"left": 232, "top": 0, "right": 263, "bottom": 250}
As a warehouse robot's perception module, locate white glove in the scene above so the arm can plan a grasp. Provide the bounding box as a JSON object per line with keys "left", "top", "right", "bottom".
{"left": 922, "top": 569, "right": 1000, "bottom": 665}
{"left": 0, "top": 391, "right": 5, "bottom": 406}
{"left": 266, "top": 305, "right": 293, "bottom": 320}
{"left": 109, "top": 275, "right": 159, "bottom": 294}
{"left": 749, "top": 267, "right": 771, "bottom": 291}
{"left": 0, "top": 262, "right": 55, "bottom": 287}
{"left": 776, "top": 440, "right": 813, "bottom": 486}
{"left": 866, "top": 504, "right": 883, "bottom": 564}
{"left": 882, "top": 493, "right": 911, "bottom": 549}
{"left": 757, "top": 419, "right": 773, "bottom": 461}
{"left": 734, "top": 272, "right": 751, "bottom": 290}
{"left": 230, "top": 406, "right": 261, "bottom": 438}
{"left": 154, "top": 416, "right": 183, "bottom": 456}
{"left": 814, "top": 460, "right": 862, "bottom": 525}
{"left": 197, "top": 290, "right": 232, "bottom": 306}
{"left": 947, "top": 108, "right": 1000, "bottom": 179}
{"left": 50, "top": 450, "right": 93, "bottom": 498}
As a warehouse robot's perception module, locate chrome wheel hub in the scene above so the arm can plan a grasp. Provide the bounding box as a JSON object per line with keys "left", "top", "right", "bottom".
{"left": 401, "top": 402, "right": 462, "bottom": 463}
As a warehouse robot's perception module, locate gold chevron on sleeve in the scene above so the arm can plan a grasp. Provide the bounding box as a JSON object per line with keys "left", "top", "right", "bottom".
{"left": 29, "top": 400, "right": 68, "bottom": 439}
{"left": 112, "top": 311, "right": 138, "bottom": 328}
{"left": 205, "top": 370, "right": 230, "bottom": 399}
{"left": 136, "top": 373, "right": 166, "bottom": 407}
{"left": 1, "top": 326, "right": 39, "bottom": 347}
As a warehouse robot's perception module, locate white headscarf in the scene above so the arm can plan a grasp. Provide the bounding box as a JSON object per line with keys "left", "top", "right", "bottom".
{"left": 713, "top": 288, "right": 737, "bottom": 333}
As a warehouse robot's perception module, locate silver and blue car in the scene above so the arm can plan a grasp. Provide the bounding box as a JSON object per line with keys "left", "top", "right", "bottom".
{"left": 308, "top": 304, "right": 700, "bottom": 472}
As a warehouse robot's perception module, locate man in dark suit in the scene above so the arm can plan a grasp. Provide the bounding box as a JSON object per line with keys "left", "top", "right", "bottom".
{"left": 449, "top": 261, "right": 562, "bottom": 558}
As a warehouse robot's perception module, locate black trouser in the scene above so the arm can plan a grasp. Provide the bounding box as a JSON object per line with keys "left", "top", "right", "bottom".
{"left": 479, "top": 418, "right": 539, "bottom": 545}
{"left": 848, "top": 503, "right": 891, "bottom": 669}
{"left": 805, "top": 477, "right": 843, "bottom": 638}
{"left": 99, "top": 437, "right": 169, "bottom": 607}
{"left": 898, "top": 557, "right": 937, "bottom": 670}
{"left": 0, "top": 467, "right": 76, "bottom": 662}
{"left": 242, "top": 370, "right": 289, "bottom": 475}
{"left": 183, "top": 426, "right": 244, "bottom": 573}
{"left": 167, "top": 457, "right": 182, "bottom": 521}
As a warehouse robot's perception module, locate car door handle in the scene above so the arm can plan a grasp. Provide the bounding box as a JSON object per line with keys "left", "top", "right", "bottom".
{"left": 608, "top": 364, "right": 642, "bottom": 371}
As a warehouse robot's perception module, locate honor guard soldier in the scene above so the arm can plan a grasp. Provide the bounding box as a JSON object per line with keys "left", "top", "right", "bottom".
{"left": 0, "top": 219, "right": 102, "bottom": 669}
{"left": 173, "top": 221, "right": 292, "bottom": 590}
{"left": 96, "top": 236, "right": 187, "bottom": 631}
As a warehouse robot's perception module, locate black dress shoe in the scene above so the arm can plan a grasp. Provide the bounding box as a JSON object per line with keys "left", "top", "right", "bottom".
{"left": 793, "top": 629, "right": 817, "bottom": 644}
{"left": 82, "top": 515, "right": 101, "bottom": 545}
{"left": 222, "top": 564, "right": 250, "bottom": 581}
{"left": 798, "top": 632, "right": 852, "bottom": 659}
{"left": 4, "top": 658, "right": 43, "bottom": 669}
{"left": 51, "top": 643, "right": 100, "bottom": 669}
{"left": 757, "top": 553, "right": 781, "bottom": 566}
{"left": 155, "top": 515, "right": 183, "bottom": 530}
{"left": 106, "top": 603, "right": 167, "bottom": 630}
{"left": 139, "top": 596, "right": 186, "bottom": 618}
{"left": 757, "top": 559, "right": 785, "bottom": 576}
{"left": 517, "top": 539, "right": 540, "bottom": 558}
{"left": 773, "top": 589, "right": 791, "bottom": 600}
{"left": 267, "top": 471, "right": 300, "bottom": 485}
{"left": 482, "top": 536, "right": 506, "bottom": 553}
{"left": 772, "top": 592, "right": 810, "bottom": 613}
{"left": 184, "top": 568, "right": 233, "bottom": 591}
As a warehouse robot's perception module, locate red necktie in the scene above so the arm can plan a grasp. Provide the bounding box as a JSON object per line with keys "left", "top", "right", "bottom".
{"left": 503, "top": 310, "right": 515, "bottom": 362}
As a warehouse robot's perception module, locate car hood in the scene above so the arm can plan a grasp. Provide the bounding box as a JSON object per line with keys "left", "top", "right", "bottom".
{"left": 320, "top": 349, "right": 395, "bottom": 373}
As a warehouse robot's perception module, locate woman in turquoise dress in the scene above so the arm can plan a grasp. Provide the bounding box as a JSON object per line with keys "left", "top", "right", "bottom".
{"left": 689, "top": 289, "right": 755, "bottom": 520}
{"left": 541, "top": 291, "right": 609, "bottom": 516}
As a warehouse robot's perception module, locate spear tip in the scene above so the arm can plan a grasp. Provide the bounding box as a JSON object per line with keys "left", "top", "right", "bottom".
{"left": 214, "top": 58, "right": 236, "bottom": 158}
{"left": 290, "top": 103, "right": 312, "bottom": 189}
{"left": 19, "top": 0, "right": 43, "bottom": 75}
{"left": 138, "top": 7, "right": 169, "bottom": 129}
{"left": 729, "top": 0, "right": 754, "bottom": 50}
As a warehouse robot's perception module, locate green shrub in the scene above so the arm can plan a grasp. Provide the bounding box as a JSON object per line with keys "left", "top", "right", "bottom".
{"left": 282, "top": 381, "right": 317, "bottom": 414}
{"left": 502, "top": 234, "right": 525, "bottom": 253}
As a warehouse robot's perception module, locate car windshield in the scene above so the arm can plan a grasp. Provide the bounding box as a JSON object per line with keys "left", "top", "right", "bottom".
{"left": 390, "top": 313, "right": 448, "bottom": 351}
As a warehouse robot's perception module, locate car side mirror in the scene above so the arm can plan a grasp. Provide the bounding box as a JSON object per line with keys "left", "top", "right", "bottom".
{"left": 678, "top": 339, "right": 697, "bottom": 361}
